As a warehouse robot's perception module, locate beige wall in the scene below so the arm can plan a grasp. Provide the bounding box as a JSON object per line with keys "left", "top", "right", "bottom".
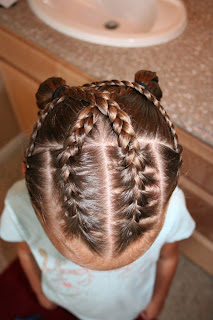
{"left": 0, "top": 72, "right": 20, "bottom": 149}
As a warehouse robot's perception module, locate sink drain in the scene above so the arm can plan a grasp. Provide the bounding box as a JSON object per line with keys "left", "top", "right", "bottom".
{"left": 104, "top": 21, "right": 119, "bottom": 30}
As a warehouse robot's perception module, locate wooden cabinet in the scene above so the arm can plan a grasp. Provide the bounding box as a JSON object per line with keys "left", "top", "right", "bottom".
{"left": 0, "top": 61, "right": 38, "bottom": 133}
{"left": 0, "top": 25, "right": 95, "bottom": 133}
{"left": 177, "top": 129, "right": 213, "bottom": 275}
{"left": 0, "top": 71, "right": 20, "bottom": 148}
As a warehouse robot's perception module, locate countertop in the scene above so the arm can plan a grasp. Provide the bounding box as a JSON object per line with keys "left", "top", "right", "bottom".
{"left": 0, "top": 0, "right": 212, "bottom": 146}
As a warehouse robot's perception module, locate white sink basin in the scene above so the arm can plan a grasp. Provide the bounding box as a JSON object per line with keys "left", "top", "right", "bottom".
{"left": 28, "top": 0, "right": 187, "bottom": 47}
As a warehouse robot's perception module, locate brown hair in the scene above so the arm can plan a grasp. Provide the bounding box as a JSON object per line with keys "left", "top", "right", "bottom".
{"left": 25, "top": 70, "right": 182, "bottom": 256}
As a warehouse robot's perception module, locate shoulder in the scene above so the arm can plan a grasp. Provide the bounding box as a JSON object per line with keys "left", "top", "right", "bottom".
{"left": 0, "top": 180, "right": 42, "bottom": 242}
{"left": 162, "top": 187, "right": 196, "bottom": 243}
{"left": 4, "top": 179, "right": 35, "bottom": 221}
{"left": 5, "top": 179, "right": 29, "bottom": 204}
{"left": 168, "top": 187, "right": 186, "bottom": 209}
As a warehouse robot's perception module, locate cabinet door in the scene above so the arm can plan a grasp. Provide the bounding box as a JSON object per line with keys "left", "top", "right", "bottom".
{"left": 0, "top": 61, "right": 39, "bottom": 134}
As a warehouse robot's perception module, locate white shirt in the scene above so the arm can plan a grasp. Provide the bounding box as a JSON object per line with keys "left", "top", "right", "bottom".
{"left": 0, "top": 180, "right": 195, "bottom": 320}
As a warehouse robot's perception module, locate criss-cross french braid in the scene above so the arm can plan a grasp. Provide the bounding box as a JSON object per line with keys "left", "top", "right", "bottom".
{"left": 58, "top": 87, "right": 144, "bottom": 224}
{"left": 84, "top": 80, "right": 180, "bottom": 153}
{"left": 25, "top": 96, "right": 65, "bottom": 160}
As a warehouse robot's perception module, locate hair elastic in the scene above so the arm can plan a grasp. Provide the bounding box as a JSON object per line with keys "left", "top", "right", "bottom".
{"left": 22, "top": 158, "right": 27, "bottom": 176}
{"left": 136, "top": 81, "right": 152, "bottom": 94}
{"left": 52, "top": 85, "right": 69, "bottom": 100}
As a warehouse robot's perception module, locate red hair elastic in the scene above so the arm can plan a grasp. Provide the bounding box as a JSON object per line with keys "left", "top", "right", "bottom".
{"left": 22, "top": 158, "right": 27, "bottom": 176}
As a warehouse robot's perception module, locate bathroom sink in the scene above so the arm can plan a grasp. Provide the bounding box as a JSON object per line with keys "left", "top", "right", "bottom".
{"left": 28, "top": 0, "right": 187, "bottom": 47}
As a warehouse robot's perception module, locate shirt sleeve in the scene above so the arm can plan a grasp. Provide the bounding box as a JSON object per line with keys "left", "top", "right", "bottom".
{"left": 0, "top": 184, "right": 25, "bottom": 242}
{"left": 0, "top": 204, "right": 25, "bottom": 242}
{"left": 164, "top": 187, "right": 196, "bottom": 243}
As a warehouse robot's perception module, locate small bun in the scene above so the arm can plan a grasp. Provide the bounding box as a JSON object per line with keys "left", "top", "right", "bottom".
{"left": 135, "top": 70, "right": 162, "bottom": 100}
{"left": 36, "top": 77, "right": 66, "bottom": 110}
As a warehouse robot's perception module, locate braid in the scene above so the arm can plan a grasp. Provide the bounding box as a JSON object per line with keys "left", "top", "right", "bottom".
{"left": 25, "top": 72, "right": 182, "bottom": 256}
{"left": 25, "top": 96, "right": 65, "bottom": 159}
{"left": 58, "top": 87, "right": 144, "bottom": 225}
{"left": 84, "top": 80, "right": 180, "bottom": 153}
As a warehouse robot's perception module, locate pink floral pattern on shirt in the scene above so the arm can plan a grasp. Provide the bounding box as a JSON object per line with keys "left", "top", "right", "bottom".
{"left": 39, "top": 248, "right": 92, "bottom": 296}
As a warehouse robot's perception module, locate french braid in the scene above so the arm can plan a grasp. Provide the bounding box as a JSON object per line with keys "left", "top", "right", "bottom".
{"left": 57, "top": 87, "right": 145, "bottom": 226}
{"left": 84, "top": 80, "right": 181, "bottom": 153}
{"left": 25, "top": 71, "right": 182, "bottom": 256}
{"left": 25, "top": 96, "right": 65, "bottom": 159}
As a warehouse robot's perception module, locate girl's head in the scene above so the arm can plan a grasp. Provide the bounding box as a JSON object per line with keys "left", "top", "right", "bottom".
{"left": 24, "top": 70, "right": 182, "bottom": 270}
